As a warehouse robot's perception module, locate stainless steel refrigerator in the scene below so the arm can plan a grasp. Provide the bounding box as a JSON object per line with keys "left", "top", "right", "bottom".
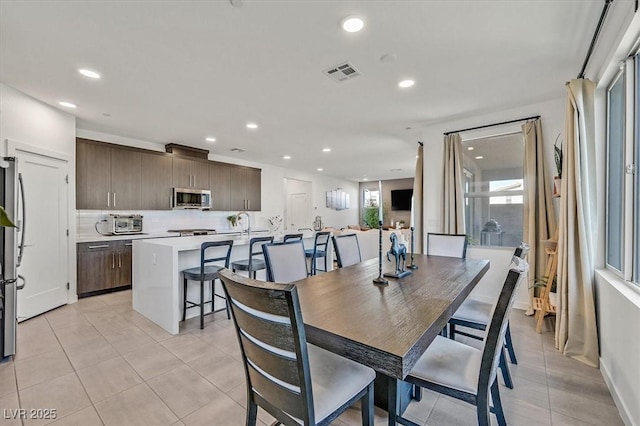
{"left": 1, "top": 157, "right": 26, "bottom": 360}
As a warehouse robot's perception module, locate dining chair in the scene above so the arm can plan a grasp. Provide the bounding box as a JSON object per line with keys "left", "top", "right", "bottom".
{"left": 426, "top": 232, "right": 468, "bottom": 258}
{"left": 263, "top": 240, "right": 308, "bottom": 283}
{"left": 218, "top": 269, "right": 376, "bottom": 426}
{"left": 448, "top": 242, "right": 530, "bottom": 389}
{"left": 332, "top": 234, "right": 362, "bottom": 268}
{"left": 231, "top": 236, "right": 274, "bottom": 279}
{"left": 283, "top": 233, "right": 303, "bottom": 243}
{"left": 305, "top": 231, "right": 331, "bottom": 275}
{"left": 182, "top": 240, "right": 234, "bottom": 329}
{"left": 397, "top": 257, "right": 529, "bottom": 426}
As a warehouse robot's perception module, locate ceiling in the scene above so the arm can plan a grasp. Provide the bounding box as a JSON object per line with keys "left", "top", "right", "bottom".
{"left": 0, "top": 1, "right": 611, "bottom": 181}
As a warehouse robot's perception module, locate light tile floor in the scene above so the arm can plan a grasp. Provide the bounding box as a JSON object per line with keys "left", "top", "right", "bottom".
{"left": 0, "top": 290, "right": 624, "bottom": 426}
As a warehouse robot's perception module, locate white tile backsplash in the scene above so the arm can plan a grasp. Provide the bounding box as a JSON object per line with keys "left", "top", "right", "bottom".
{"left": 77, "top": 210, "right": 270, "bottom": 239}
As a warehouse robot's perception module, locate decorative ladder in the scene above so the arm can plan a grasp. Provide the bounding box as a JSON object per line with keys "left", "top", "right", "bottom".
{"left": 534, "top": 231, "right": 558, "bottom": 333}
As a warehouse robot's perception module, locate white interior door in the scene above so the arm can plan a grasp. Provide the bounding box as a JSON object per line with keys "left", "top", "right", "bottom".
{"left": 16, "top": 150, "right": 69, "bottom": 321}
{"left": 289, "top": 193, "right": 310, "bottom": 231}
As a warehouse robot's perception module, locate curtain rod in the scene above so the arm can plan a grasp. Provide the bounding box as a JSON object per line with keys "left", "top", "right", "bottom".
{"left": 578, "top": 0, "right": 613, "bottom": 79}
{"left": 443, "top": 115, "right": 540, "bottom": 136}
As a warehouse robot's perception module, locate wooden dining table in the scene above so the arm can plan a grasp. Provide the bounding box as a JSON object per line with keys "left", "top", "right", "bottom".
{"left": 295, "top": 254, "right": 490, "bottom": 425}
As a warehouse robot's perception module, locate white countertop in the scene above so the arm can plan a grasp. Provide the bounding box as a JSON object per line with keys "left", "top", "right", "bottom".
{"left": 136, "top": 231, "right": 316, "bottom": 251}
{"left": 77, "top": 232, "right": 180, "bottom": 243}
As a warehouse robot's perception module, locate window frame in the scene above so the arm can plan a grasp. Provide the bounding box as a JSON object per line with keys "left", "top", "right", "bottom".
{"left": 461, "top": 134, "right": 524, "bottom": 249}
{"left": 605, "top": 55, "right": 638, "bottom": 285}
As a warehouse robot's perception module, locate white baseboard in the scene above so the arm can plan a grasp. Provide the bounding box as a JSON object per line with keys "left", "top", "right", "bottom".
{"left": 600, "top": 357, "right": 634, "bottom": 426}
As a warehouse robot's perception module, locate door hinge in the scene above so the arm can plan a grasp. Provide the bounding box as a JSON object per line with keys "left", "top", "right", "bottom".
{"left": 65, "top": 174, "right": 69, "bottom": 184}
{"left": 66, "top": 282, "right": 69, "bottom": 290}
{"left": 626, "top": 164, "right": 636, "bottom": 175}
{"left": 66, "top": 229, "right": 69, "bottom": 236}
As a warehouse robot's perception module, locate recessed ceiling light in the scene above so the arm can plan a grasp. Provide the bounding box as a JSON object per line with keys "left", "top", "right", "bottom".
{"left": 205, "top": 137, "right": 216, "bottom": 142}
{"left": 322, "top": 148, "right": 331, "bottom": 152}
{"left": 317, "top": 168, "right": 324, "bottom": 172}
{"left": 283, "top": 155, "right": 291, "bottom": 160}
{"left": 468, "top": 147, "right": 474, "bottom": 151}
{"left": 341, "top": 16, "right": 365, "bottom": 33}
{"left": 78, "top": 68, "right": 101, "bottom": 79}
{"left": 59, "top": 101, "right": 77, "bottom": 108}
{"left": 246, "top": 123, "right": 258, "bottom": 129}
{"left": 398, "top": 80, "right": 415, "bottom": 88}
{"left": 363, "top": 178, "right": 369, "bottom": 181}
{"left": 416, "top": 155, "right": 419, "bottom": 158}
{"left": 475, "top": 156, "right": 484, "bottom": 160}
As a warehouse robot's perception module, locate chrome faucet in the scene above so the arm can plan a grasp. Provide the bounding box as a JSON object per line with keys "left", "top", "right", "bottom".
{"left": 237, "top": 211, "right": 251, "bottom": 238}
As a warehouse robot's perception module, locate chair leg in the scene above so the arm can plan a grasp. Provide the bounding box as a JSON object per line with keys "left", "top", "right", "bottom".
{"left": 246, "top": 399, "right": 258, "bottom": 426}
{"left": 361, "top": 382, "right": 374, "bottom": 426}
{"left": 182, "top": 277, "right": 188, "bottom": 322}
{"left": 449, "top": 323, "right": 455, "bottom": 340}
{"left": 499, "top": 348, "right": 514, "bottom": 389}
{"left": 490, "top": 379, "right": 507, "bottom": 426}
{"left": 505, "top": 323, "right": 518, "bottom": 364}
{"left": 412, "top": 385, "right": 422, "bottom": 401}
{"left": 200, "top": 279, "right": 205, "bottom": 330}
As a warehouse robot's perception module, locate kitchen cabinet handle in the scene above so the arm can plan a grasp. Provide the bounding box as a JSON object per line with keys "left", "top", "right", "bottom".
{"left": 112, "top": 252, "right": 115, "bottom": 269}
{"left": 88, "top": 244, "right": 109, "bottom": 249}
{"left": 125, "top": 242, "right": 133, "bottom": 247}
{"left": 118, "top": 252, "right": 122, "bottom": 268}
{"left": 113, "top": 192, "right": 116, "bottom": 208}
{"left": 248, "top": 199, "right": 250, "bottom": 210}
{"left": 107, "top": 192, "right": 110, "bottom": 207}
{"left": 193, "top": 175, "right": 196, "bottom": 187}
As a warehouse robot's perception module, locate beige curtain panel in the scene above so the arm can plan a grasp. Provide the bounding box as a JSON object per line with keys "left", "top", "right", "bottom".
{"left": 556, "top": 79, "right": 599, "bottom": 367}
{"left": 412, "top": 143, "right": 424, "bottom": 253}
{"left": 522, "top": 119, "right": 557, "bottom": 315}
{"left": 442, "top": 133, "right": 465, "bottom": 234}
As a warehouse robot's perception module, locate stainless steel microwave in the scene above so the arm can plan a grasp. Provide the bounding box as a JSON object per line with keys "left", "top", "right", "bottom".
{"left": 172, "top": 188, "right": 212, "bottom": 210}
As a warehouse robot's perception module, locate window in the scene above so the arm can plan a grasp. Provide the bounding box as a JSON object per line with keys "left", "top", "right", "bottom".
{"left": 606, "top": 71, "right": 625, "bottom": 272}
{"left": 605, "top": 54, "right": 639, "bottom": 286}
{"left": 462, "top": 133, "right": 524, "bottom": 247}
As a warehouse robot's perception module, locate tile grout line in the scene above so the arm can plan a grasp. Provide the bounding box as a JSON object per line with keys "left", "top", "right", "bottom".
{"left": 45, "top": 305, "right": 107, "bottom": 426}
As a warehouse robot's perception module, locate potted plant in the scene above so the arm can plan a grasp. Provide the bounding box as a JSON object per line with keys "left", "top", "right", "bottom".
{"left": 227, "top": 214, "right": 239, "bottom": 228}
{"left": 553, "top": 134, "right": 563, "bottom": 197}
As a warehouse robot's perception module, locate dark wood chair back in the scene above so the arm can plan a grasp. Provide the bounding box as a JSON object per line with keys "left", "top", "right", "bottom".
{"left": 263, "top": 240, "right": 308, "bottom": 283}
{"left": 477, "top": 257, "right": 528, "bottom": 422}
{"left": 332, "top": 234, "right": 362, "bottom": 268}
{"left": 218, "top": 269, "right": 315, "bottom": 425}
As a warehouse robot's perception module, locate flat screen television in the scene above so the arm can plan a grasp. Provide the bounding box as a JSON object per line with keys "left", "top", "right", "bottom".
{"left": 391, "top": 189, "right": 413, "bottom": 211}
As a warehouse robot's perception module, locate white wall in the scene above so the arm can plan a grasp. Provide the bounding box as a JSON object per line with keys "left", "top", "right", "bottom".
{"left": 592, "top": 9, "right": 640, "bottom": 426}
{"left": 0, "top": 83, "right": 78, "bottom": 302}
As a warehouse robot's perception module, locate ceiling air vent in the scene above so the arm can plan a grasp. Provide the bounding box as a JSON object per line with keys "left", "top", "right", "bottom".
{"left": 230, "top": 148, "right": 246, "bottom": 153}
{"left": 323, "top": 62, "right": 361, "bottom": 82}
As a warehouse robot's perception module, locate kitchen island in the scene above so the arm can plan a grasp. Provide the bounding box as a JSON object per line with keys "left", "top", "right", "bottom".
{"left": 132, "top": 231, "right": 324, "bottom": 334}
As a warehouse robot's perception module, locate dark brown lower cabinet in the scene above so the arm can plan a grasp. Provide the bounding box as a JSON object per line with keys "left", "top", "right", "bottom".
{"left": 77, "top": 240, "right": 133, "bottom": 296}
